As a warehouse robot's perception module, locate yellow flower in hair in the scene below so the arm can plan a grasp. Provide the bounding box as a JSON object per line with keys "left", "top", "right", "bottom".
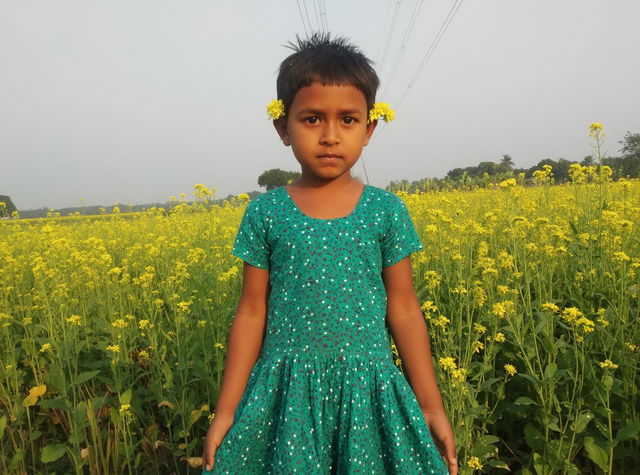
{"left": 368, "top": 102, "right": 395, "bottom": 123}
{"left": 266, "top": 99, "right": 285, "bottom": 120}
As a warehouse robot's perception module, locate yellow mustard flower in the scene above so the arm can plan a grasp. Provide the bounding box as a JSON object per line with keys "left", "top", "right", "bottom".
{"left": 542, "top": 302, "right": 560, "bottom": 313}
{"left": 112, "top": 319, "right": 128, "bottom": 329}
{"left": 451, "top": 368, "right": 467, "bottom": 385}
{"left": 106, "top": 344, "right": 120, "bottom": 353}
{"left": 467, "top": 456, "right": 483, "bottom": 470}
{"left": 599, "top": 359, "right": 618, "bottom": 370}
{"left": 39, "top": 343, "right": 52, "bottom": 353}
{"left": 494, "top": 332, "right": 506, "bottom": 343}
{"left": 67, "top": 315, "right": 82, "bottom": 326}
{"left": 492, "top": 300, "right": 516, "bottom": 318}
{"left": 504, "top": 364, "right": 517, "bottom": 376}
{"left": 589, "top": 122, "right": 603, "bottom": 134}
{"left": 472, "top": 341, "right": 484, "bottom": 353}
{"left": 439, "top": 356, "right": 457, "bottom": 372}
{"left": 266, "top": 99, "right": 285, "bottom": 120}
{"left": 473, "top": 323, "right": 487, "bottom": 334}
{"left": 368, "top": 102, "right": 395, "bottom": 123}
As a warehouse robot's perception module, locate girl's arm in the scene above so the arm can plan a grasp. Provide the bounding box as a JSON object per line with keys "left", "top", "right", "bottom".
{"left": 213, "top": 262, "right": 270, "bottom": 416}
{"left": 382, "top": 257, "right": 445, "bottom": 412}
{"left": 382, "top": 256, "right": 458, "bottom": 473}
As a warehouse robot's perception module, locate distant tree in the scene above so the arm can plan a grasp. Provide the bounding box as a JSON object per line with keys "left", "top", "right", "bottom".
{"left": 619, "top": 131, "right": 640, "bottom": 156}
{"left": 446, "top": 167, "right": 465, "bottom": 180}
{"left": 477, "top": 161, "right": 501, "bottom": 176}
{"left": 500, "top": 154, "right": 514, "bottom": 171}
{"left": 258, "top": 169, "right": 301, "bottom": 190}
{"left": 618, "top": 131, "right": 640, "bottom": 177}
{"left": 0, "top": 195, "right": 17, "bottom": 217}
{"left": 581, "top": 155, "right": 595, "bottom": 166}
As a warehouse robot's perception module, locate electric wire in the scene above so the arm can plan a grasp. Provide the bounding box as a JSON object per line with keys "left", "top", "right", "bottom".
{"left": 302, "top": 0, "right": 313, "bottom": 34}
{"left": 377, "top": 0, "right": 403, "bottom": 73}
{"left": 381, "top": 0, "right": 424, "bottom": 98}
{"left": 320, "top": 0, "right": 329, "bottom": 32}
{"left": 312, "top": 0, "right": 323, "bottom": 32}
{"left": 296, "top": 0, "right": 309, "bottom": 37}
{"left": 394, "top": 0, "right": 465, "bottom": 111}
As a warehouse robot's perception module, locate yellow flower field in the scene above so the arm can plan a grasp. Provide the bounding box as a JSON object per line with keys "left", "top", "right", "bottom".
{"left": 1, "top": 171, "right": 639, "bottom": 473}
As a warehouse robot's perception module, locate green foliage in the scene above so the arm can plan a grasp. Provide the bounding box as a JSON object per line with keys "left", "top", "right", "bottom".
{"left": 0, "top": 195, "right": 17, "bottom": 216}
{"left": 257, "top": 168, "right": 300, "bottom": 190}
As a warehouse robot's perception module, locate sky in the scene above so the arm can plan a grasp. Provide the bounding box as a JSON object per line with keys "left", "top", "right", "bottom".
{"left": 1, "top": 0, "right": 639, "bottom": 211}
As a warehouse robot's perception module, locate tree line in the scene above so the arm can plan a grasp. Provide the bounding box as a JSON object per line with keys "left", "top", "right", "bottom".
{"left": 3, "top": 132, "right": 638, "bottom": 219}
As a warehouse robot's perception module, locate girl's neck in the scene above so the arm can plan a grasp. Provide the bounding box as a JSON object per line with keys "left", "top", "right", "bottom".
{"left": 290, "top": 174, "right": 360, "bottom": 192}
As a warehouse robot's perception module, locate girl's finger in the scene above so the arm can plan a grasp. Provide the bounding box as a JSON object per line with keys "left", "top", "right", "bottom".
{"left": 446, "top": 445, "right": 457, "bottom": 474}
{"left": 204, "top": 446, "right": 216, "bottom": 471}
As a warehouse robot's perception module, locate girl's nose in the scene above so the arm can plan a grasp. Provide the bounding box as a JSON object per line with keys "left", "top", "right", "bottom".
{"left": 320, "top": 121, "right": 340, "bottom": 145}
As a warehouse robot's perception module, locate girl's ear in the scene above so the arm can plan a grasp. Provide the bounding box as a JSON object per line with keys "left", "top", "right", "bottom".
{"left": 363, "top": 119, "right": 378, "bottom": 146}
{"left": 273, "top": 119, "right": 290, "bottom": 146}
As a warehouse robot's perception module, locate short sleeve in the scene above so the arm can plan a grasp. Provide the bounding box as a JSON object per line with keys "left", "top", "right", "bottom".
{"left": 381, "top": 196, "right": 423, "bottom": 268}
{"left": 231, "top": 200, "right": 270, "bottom": 270}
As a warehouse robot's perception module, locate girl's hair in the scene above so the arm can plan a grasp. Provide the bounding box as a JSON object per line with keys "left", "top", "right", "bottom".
{"left": 276, "top": 32, "right": 380, "bottom": 117}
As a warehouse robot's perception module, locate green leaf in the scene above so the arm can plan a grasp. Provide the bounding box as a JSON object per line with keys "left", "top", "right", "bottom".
{"left": 518, "top": 373, "right": 540, "bottom": 385}
{"left": 544, "top": 362, "right": 557, "bottom": 381}
{"left": 0, "top": 415, "right": 6, "bottom": 437}
{"left": 524, "top": 424, "right": 544, "bottom": 451}
{"left": 583, "top": 436, "right": 608, "bottom": 471}
{"left": 540, "top": 335, "right": 555, "bottom": 354}
{"left": 478, "top": 377, "right": 502, "bottom": 392}
{"left": 533, "top": 452, "right": 554, "bottom": 475}
{"left": 615, "top": 421, "right": 640, "bottom": 442}
{"left": 73, "top": 370, "right": 100, "bottom": 386}
{"left": 570, "top": 412, "right": 593, "bottom": 434}
{"left": 41, "top": 443, "right": 67, "bottom": 463}
{"left": 470, "top": 444, "right": 497, "bottom": 457}
{"left": 38, "top": 399, "right": 69, "bottom": 410}
{"left": 120, "top": 388, "right": 132, "bottom": 406}
{"left": 479, "top": 434, "right": 500, "bottom": 445}
{"left": 486, "top": 458, "right": 510, "bottom": 470}
{"left": 515, "top": 397, "right": 538, "bottom": 406}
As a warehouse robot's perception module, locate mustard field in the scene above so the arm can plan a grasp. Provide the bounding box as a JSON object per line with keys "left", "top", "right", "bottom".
{"left": 1, "top": 172, "right": 639, "bottom": 474}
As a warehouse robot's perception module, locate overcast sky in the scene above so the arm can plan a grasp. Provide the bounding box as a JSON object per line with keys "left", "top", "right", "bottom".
{"left": 1, "top": 0, "right": 639, "bottom": 210}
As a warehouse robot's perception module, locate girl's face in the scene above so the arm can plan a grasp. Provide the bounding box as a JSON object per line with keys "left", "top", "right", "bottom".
{"left": 274, "top": 81, "right": 377, "bottom": 183}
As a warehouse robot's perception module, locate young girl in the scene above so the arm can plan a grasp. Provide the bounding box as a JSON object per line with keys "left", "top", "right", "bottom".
{"left": 202, "top": 33, "right": 457, "bottom": 474}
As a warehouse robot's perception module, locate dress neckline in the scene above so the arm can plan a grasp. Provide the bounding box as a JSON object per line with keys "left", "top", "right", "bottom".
{"left": 282, "top": 184, "right": 369, "bottom": 221}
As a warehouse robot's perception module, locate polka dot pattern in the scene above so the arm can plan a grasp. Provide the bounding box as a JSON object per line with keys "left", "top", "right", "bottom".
{"left": 204, "top": 184, "right": 447, "bottom": 474}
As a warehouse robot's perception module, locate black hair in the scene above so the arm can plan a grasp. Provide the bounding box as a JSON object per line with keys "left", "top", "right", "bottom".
{"left": 276, "top": 32, "right": 380, "bottom": 118}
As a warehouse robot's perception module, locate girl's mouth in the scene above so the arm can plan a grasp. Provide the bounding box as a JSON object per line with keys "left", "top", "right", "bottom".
{"left": 317, "top": 154, "right": 342, "bottom": 161}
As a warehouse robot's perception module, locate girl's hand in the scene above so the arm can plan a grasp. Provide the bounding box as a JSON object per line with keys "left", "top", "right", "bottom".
{"left": 202, "top": 413, "right": 234, "bottom": 472}
{"left": 422, "top": 409, "right": 458, "bottom": 475}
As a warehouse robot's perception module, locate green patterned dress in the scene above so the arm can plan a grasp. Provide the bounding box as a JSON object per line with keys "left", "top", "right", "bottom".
{"left": 203, "top": 184, "right": 448, "bottom": 474}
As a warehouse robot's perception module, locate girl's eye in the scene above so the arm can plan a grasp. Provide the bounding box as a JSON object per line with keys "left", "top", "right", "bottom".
{"left": 343, "top": 116, "right": 356, "bottom": 124}
{"left": 305, "top": 116, "right": 319, "bottom": 124}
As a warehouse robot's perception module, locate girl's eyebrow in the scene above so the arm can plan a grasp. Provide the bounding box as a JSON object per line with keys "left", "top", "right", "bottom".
{"left": 296, "top": 108, "right": 363, "bottom": 115}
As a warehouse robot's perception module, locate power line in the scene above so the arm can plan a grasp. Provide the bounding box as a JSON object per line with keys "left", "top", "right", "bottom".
{"left": 296, "top": 0, "right": 309, "bottom": 36}
{"left": 381, "top": 0, "right": 424, "bottom": 98}
{"left": 312, "top": 0, "right": 322, "bottom": 32}
{"left": 394, "top": 0, "right": 465, "bottom": 111}
{"left": 377, "top": 0, "right": 403, "bottom": 73}
{"left": 302, "top": 0, "right": 313, "bottom": 34}
{"left": 320, "top": 0, "right": 329, "bottom": 32}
